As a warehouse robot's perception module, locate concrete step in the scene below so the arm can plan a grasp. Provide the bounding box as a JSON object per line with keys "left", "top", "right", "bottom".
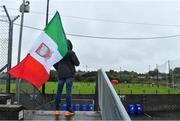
{"left": 24, "top": 110, "right": 101, "bottom": 120}
{"left": 0, "top": 94, "right": 12, "bottom": 104}
{"left": 0, "top": 104, "right": 24, "bottom": 120}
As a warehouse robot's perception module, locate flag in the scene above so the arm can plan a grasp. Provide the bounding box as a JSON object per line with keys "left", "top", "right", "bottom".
{"left": 8, "top": 12, "right": 68, "bottom": 88}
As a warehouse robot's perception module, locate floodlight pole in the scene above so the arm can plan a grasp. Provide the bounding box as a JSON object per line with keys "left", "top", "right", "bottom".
{"left": 16, "top": 0, "right": 30, "bottom": 104}
{"left": 119, "top": 67, "right": 121, "bottom": 81}
{"left": 156, "top": 64, "right": 159, "bottom": 88}
{"left": 17, "top": 0, "right": 25, "bottom": 64}
{"left": 168, "top": 60, "right": 172, "bottom": 88}
{"left": 148, "top": 65, "right": 151, "bottom": 86}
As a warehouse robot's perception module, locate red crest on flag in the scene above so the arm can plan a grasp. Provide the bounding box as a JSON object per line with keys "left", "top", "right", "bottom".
{"left": 36, "top": 43, "right": 52, "bottom": 60}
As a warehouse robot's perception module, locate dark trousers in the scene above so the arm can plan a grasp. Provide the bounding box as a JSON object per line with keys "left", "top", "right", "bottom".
{"left": 55, "top": 77, "right": 73, "bottom": 111}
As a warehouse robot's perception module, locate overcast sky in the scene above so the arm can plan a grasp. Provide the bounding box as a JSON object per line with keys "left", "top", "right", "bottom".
{"left": 1, "top": 0, "right": 180, "bottom": 73}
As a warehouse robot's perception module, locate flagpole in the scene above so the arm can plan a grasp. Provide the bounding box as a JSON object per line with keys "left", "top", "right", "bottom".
{"left": 42, "top": 0, "right": 49, "bottom": 95}
{"left": 16, "top": 0, "right": 25, "bottom": 104}
{"left": 46, "top": 0, "right": 49, "bottom": 25}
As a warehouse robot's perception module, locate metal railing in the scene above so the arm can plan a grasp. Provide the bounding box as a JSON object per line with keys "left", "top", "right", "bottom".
{"left": 0, "top": 6, "right": 19, "bottom": 93}
{"left": 98, "top": 69, "right": 131, "bottom": 120}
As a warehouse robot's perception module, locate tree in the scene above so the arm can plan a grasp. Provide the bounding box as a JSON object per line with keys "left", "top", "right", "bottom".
{"left": 75, "top": 74, "right": 82, "bottom": 81}
{"left": 49, "top": 70, "right": 57, "bottom": 82}
{"left": 173, "top": 67, "right": 180, "bottom": 75}
{"left": 149, "top": 70, "right": 157, "bottom": 77}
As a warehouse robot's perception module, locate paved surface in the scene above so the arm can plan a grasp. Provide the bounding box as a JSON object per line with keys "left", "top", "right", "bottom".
{"left": 24, "top": 110, "right": 101, "bottom": 120}
{"left": 130, "top": 111, "right": 180, "bottom": 120}
{"left": 19, "top": 110, "right": 180, "bottom": 120}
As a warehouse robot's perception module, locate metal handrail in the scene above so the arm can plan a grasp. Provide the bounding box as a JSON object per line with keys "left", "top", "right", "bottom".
{"left": 98, "top": 69, "right": 131, "bottom": 120}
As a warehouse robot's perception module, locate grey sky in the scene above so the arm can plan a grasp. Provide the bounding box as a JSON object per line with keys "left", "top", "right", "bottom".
{"left": 1, "top": 0, "right": 180, "bottom": 73}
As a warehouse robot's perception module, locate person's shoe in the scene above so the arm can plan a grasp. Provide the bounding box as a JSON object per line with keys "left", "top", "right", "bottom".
{"left": 69, "top": 110, "right": 75, "bottom": 115}
{"left": 54, "top": 111, "right": 61, "bottom": 117}
{"left": 64, "top": 110, "right": 74, "bottom": 118}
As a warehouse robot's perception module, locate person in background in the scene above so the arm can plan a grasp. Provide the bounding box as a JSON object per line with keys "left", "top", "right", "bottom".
{"left": 54, "top": 39, "right": 80, "bottom": 116}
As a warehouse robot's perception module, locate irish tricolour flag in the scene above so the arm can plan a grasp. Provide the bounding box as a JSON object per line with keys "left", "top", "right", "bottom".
{"left": 8, "top": 12, "right": 68, "bottom": 88}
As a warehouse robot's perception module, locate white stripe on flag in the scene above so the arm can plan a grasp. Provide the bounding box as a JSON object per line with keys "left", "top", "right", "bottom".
{"left": 29, "top": 32, "right": 63, "bottom": 73}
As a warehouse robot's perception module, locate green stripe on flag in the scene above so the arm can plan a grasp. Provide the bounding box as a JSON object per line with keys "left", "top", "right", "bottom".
{"left": 44, "top": 12, "right": 68, "bottom": 57}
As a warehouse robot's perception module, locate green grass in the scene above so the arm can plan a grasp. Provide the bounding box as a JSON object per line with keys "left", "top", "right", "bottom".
{"left": 0, "top": 81, "right": 180, "bottom": 94}
{"left": 0, "top": 82, "right": 96, "bottom": 94}
{"left": 113, "top": 83, "right": 180, "bottom": 94}
{"left": 0, "top": 83, "right": 15, "bottom": 93}
{"left": 45, "top": 82, "right": 96, "bottom": 94}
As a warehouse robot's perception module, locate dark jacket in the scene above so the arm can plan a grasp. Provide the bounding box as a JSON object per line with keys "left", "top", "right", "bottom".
{"left": 54, "top": 50, "right": 80, "bottom": 80}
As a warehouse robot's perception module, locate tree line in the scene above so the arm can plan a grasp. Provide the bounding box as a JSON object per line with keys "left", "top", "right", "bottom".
{"left": 48, "top": 67, "right": 180, "bottom": 84}
{"left": 1, "top": 67, "right": 180, "bottom": 84}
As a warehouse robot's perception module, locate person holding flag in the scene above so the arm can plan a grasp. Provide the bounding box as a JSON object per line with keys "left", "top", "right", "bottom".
{"left": 54, "top": 39, "right": 80, "bottom": 117}
{"left": 8, "top": 10, "right": 79, "bottom": 117}
{"left": 8, "top": 12, "right": 69, "bottom": 88}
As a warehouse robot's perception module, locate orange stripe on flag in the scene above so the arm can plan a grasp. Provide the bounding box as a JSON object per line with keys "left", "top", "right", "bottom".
{"left": 8, "top": 54, "right": 49, "bottom": 88}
